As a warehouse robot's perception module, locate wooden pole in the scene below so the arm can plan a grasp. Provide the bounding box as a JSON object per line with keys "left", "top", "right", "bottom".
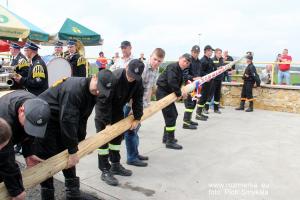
{"left": 0, "top": 56, "right": 244, "bottom": 199}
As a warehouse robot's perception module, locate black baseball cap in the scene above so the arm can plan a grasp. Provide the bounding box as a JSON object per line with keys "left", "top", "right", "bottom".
{"left": 23, "top": 98, "right": 50, "bottom": 138}
{"left": 246, "top": 54, "right": 253, "bottom": 61}
{"left": 120, "top": 41, "right": 131, "bottom": 48}
{"left": 191, "top": 45, "right": 200, "bottom": 52}
{"left": 204, "top": 45, "right": 215, "bottom": 51}
{"left": 181, "top": 53, "right": 192, "bottom": 62}
{"left": 97, "top": 69, "right": 115, "bottom": 97}
{"left": 127, "top": 59, "right": 145, "bottom": 81}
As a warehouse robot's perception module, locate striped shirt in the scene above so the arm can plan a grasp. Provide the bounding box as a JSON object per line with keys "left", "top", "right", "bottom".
{"left": 142, "top": 62, "right": 159, "bottom": 108}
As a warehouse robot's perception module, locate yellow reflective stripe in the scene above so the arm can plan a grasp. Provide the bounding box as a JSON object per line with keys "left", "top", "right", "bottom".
{"left": 165, "top": 126, "right": 176, "bottom": 132}
{"left": 197, "top": 104, "right": 204, "bottom": 108}
{"left": 109, "top": 144, "right": 121, "bottom": 151}
{"left": 98, "top": 148, "right": 109, "bottom": 155}
{"left": 205, "top": 102, "right": 210, "bottom": 105}
{"left": 185, "top": 108, "right": 194, "bottom": 113}
{"left": 183, "top": 121, "right": 190, "bottom": 125}
{"left": 214, "top": 101, "right": 219, "bottom": 104}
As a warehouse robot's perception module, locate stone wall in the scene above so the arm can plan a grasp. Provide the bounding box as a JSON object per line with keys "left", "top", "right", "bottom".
{"left": 221, "top": 82, "right": 300, "bottom": 113}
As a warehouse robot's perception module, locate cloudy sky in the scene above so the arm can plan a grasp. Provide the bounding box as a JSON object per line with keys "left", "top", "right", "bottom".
{"left": 1, "top": 0, "right": 300, "bottom": 61}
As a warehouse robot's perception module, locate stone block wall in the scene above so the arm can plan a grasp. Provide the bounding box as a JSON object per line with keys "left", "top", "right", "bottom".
{"left": 221, "top": 83, "right": 300, "bottom": 113}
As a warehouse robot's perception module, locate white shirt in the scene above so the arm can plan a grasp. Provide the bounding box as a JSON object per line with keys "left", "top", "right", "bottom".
{"left": 109, "top": 55, "right": 133, "bottom": 71}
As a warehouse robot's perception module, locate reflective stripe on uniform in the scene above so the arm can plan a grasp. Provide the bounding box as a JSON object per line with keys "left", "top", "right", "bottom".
{"left": 97, "top": 148, "right": 109, "bottom": 155}
{"left": 205, "top": 102, "right": 210, "bottom": 105}
{"left": 109, "top": 143, "right": 121, "bottom": 151}
{"left": 183, "top": 121, "right": 190, "bottom": 125}
{"left": 214, "top": 101, "right": 219, "bottom": 104}
{"left": 165, "top": 126, "right": 176, "bottom": 132}
{"left": 197, "top": 104, "right": 205, "bottom": 108}
{"left": 185, "top": 108, "right": 194, "bottom": 113}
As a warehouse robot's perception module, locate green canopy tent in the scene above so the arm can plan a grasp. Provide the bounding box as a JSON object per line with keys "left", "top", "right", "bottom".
{"left": 0, "top": 5, "right": 49, "bottom": 42}
{"left": 56, "top": 18, "right": 102, "bottom": 46}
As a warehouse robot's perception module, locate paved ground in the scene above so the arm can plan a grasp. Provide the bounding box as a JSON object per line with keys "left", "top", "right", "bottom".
{"left": 20, "top": 103, "right": 300, "bottom": 200}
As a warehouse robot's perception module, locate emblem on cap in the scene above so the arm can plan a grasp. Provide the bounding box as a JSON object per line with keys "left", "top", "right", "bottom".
{"left": 36, "top": 119, "right": 43, "bottom": 125}
{"left": 106, "top": 82, "right": 112, "bottom": 88}
{"left": 134, "top": 68, "right": 139, "bottom": 73}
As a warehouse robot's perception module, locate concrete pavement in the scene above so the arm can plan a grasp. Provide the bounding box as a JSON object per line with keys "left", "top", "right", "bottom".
{"left": 24, "top": 103, "right": 300, "bottom": 199}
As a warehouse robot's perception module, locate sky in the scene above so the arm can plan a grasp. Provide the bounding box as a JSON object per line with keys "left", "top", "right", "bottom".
{"left": 1, "top": 0, "right": 300, "bottom": 61}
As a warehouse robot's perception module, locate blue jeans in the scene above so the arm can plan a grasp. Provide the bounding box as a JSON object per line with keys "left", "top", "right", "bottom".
{"left": 123, "top": 104, "right": 141, "bottom": 162}
{"left": 278, "top": 70, "right": 290, "bottom": 85}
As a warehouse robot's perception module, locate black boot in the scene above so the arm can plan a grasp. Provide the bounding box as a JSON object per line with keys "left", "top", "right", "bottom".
{"left": 65, "top": 177, "right": 81, "bottom": 200}
{"left": 101, "top": 170, "right": 119, "bottom": 186}
{"left": 182, "top": 122, "right": 197, "bottom": 129}
{"left": 245, "top": 101, "right": 254, "bottom": 112}
{"left": 182, "top": 112, "right": 197, "bottom": 129}
{"left": 235, "top": 101, "right": 245, "bottom": 110}
{"left": 195, "top": 107, "right": 208, "bottom": 121}
{"left": 190, "top": 120, "right": 198, "bottom": 126}
{"left": 41, "top": 188, "right": 55, "bottom": 200}
{"left": 166, "top": 131, "right": 183, "bottom": 150}
{"left": 110, "top": 163, "right": 132, "bottom": 176}
{"left": 203, "top": 103, "right": 209, "bottom": 114}
{"left": 214, "top": 104, "right": 221, "bottom": 114}
{"left": 162, "top": 127, "right": 178, "bottom": 143}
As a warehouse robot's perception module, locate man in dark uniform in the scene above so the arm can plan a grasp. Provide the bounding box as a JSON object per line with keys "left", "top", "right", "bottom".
{"left": 14, "top": 42, "right": 49, "bottom": 96}
{"left": 34, "top": 69, "right": 115, "bottom": 199}
{"left": 195, "top": 45, "right": 215, "bottom": 121}
{"left": 236, "top": 54, "right": 260, "bottom": 112}
{"left": 0, "top": 91, "right": 50, "bottom": 199}
{"left": 52, "top": 41, "right": 64, "bottom": 57}
{"left": 9, "top": 43, "right": 30, "bottom": 89}
{"left": 95, "top": 59, "right": 144, "bottom": 186}
{"left": 0, "top": 118, "right": 26, "bottom": 200}
{"left": 205, "top": 48, "right": 225, "bottom": 114}
{"left": 65, "top": 39, "right": 86, "bottom": 77}
{"left": 182, "top": 45, "right": 201, "bottom": 129}
{"left": 156, "top": 53, "right": 190, "bottom": 150}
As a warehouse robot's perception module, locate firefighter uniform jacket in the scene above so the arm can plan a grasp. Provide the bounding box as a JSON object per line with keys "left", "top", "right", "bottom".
{"left": 183, "top": 57, "right": 201, "bottom": 83}
{"left": 20, "top": 54, "right": 48, "bottom": 96}
{"left": 212, "top": 56, "right": 225, "bottom": 81}
{"left": 66, "top": 53, "right": 86, "bottom": 77}
{"left": 10, "top": 52, "right": 29, "bottom": 78}
{"left": 38, "top": 77, "right": 96, "bottom": 154}
{"left": 0, "top": 91, "right": 36, "bottom": 197}
{"left": 95, "top": 69, "right": 143, "bottom": 131}
{"left": 243, "top": 63, "right": 261, "bottom": 86}
{"left": 156, "top": 62, "right": 183, "bottom": 97}
{"left": 199, "top": 55, "right": 214, "bottom": 77}
{"left": 10, "top": 52, "right": 29, "bottom": 89}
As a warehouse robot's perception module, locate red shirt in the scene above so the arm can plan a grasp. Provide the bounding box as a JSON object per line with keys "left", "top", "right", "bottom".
{"left": 96, "top": 57, "right": 108, "bottom": 69}
{"left": 279, "top": 55, "right": 292, "bottom": 71}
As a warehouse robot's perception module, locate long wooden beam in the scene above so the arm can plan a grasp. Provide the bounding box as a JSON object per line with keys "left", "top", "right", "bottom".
{"left": 0, "top": 56, "right": 244, "bottom": 199}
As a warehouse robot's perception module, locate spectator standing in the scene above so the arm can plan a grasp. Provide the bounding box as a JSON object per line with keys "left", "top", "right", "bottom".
{"left": 222, "top": 50, "right": 235, "bottom": 82}
{"left": 96, "top": 51, "right": 108, "bottom": 71}
{"left": 278, "top": 49, "right": 292, "bottom": 85}
{"left": 110, "top": 41, "right": 133, "bottom": 71}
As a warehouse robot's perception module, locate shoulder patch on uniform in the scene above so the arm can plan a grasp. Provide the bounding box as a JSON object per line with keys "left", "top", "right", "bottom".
{"left": 32, "top": 65, "right": 45, "bottom": 78}
{"left": 18, "top": 58, "right": 29, "bottom": 69}
{"left": 77, "top": 56, "right": 86, "bottom": 66}
{"left": 52, "top": 77, "right": 68, "bottom": 87}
